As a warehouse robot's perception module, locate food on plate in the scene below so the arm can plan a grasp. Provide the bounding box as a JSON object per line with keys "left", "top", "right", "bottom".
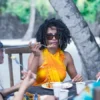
{"left": 45, "top": 82, "right": 53, "bottom": 88}
{"left": 42, "top": 82, "right": 73, "bottom": 89}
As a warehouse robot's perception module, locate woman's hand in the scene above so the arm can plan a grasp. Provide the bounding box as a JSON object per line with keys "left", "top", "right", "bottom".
{"left": 21, "top": 70, "right": 28, "bottom": 80}
{"left": 29, "top": 42, "right": 41, "bottom": 56}
{"left": 21, "top": 70, "right": 36, "bottom": 80}
{"left": 96, "top": 72, "right": 100, "bottom": 79}
{"left": 72, "top": 74, "right": 83, "bottom": 82}
{"left": 20, "top": 70, "right": 36, "bottom": 90}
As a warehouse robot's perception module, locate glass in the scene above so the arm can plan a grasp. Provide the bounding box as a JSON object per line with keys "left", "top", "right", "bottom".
{"left": 52, "top": 82, "right": 62, "bottom": 100}
{"left": 76, "top": 82, "right": 86, "bottom": 95}
{"left": 59, "top": 89, "right": 69, "bottom": 100}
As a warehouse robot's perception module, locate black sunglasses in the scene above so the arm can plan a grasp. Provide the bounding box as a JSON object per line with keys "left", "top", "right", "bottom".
{"left": 46, "top": 33, "right": 60, "bottom": 40}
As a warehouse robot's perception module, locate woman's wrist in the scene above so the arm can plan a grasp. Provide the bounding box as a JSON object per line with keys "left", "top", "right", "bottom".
{"left": 20, "top": 84, "right": 28, "bottom": 91}
{"left": 32, "top": 51, "right": 40, "bottom": 57}
{"left": 18, "top": 86, "right": 27, "bottom": 95}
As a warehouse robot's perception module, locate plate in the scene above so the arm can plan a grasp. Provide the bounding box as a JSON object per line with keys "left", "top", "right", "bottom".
{"left": 41, "top": 82, "right": 73, "bottom": 89}
{"left": 41, "top": 82, "right": 59, "bottom": 90}
{"left": 62, "top": 82, "right": 73, "bottom": 89}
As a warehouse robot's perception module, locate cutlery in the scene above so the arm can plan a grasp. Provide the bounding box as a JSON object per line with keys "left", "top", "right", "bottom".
{"left": 11, "top": 56, "right": 27, "bottom": 71}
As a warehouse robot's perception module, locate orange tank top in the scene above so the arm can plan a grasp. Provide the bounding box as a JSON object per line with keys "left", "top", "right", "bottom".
{"left": 34, "top": 48, "right": 67, "bottom": 86}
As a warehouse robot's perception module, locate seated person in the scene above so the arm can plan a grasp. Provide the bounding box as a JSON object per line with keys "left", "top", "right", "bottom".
{"left": 28, "top": 18, "right": 83, "bottom": 86}
{"left": 0, "top": 41, "right": 21, "bottom": 100}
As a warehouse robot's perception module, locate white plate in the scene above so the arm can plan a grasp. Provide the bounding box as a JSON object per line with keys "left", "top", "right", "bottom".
{"left": 62, "top": 82, "right": 73, "bottom": 89}
{"left": 41, "top": 82, "right": 73, "bottom": 89}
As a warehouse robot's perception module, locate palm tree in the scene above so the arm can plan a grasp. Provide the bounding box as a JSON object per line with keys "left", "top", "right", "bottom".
{"left": 23, "top": 0, "right": 36, "bottom": 40}
{"left": 49, "top": 0, "right": 100, "bottom": 80}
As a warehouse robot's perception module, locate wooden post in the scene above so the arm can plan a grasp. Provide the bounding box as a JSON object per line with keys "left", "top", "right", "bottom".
{"left": 8, "top": 54, "right": 14, "bottom": 87}
{"left": 19, "top": 53, "right": 23, "bottom": 78}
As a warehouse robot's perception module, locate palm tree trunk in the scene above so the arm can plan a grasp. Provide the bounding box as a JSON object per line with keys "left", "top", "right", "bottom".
{"left": 49, "top": 0, "right": 100, "bottom": 80}
{"left": 23, "top": 0, "right": 36, "bottom": 40}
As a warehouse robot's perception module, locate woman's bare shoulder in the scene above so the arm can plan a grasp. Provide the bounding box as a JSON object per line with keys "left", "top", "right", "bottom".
{"left": 64, "top": 51, "right": 73, "bottom": 62}
{"left": 64, "top": 51, "right": 72, "bottom": 57}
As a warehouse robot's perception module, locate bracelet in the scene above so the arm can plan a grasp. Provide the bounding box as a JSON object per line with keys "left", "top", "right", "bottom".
{"left": 0, "top": 92, "right": 5, "bottom": 99}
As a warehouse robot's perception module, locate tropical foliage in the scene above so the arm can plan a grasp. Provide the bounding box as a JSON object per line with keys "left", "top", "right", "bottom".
{"left": 36, "top": 0, "right": 54, "bottom": 18}
{"left": 0, "top": 0, "right": 100, "bottom": 23}
{"left": 0, "top": 0, "right": 31, "bottom": 23}
{"left": 74, "top": 0, "right": 100, "bottom": 22}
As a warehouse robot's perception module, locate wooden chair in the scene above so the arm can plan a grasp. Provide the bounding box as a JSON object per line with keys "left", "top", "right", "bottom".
{"left": 5, "top": 47, "right": 31, "bottom": 87}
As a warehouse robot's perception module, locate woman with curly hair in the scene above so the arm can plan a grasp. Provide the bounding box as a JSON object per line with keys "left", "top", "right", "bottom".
{"left": 28, "top": 18, "right": 83, "bottom": 85}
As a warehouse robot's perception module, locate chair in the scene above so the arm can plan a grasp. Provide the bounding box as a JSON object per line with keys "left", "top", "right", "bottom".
{"left": 5, "top": 47, "right": 31, "bottom": 87}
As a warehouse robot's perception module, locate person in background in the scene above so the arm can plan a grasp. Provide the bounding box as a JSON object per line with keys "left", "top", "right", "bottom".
{"left": 0, "top": 41, "right": 21, "bottom": 100}
{"left": 28, "top": 18, "right": 83, "bottom": 86}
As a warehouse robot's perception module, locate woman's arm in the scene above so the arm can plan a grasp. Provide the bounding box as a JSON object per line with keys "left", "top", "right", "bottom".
{"left": 14, "top": 88, "right": 25, "bottom": 100}
{"left": 0, "top": 82, "right": 21, "bottom": 97}
{"left": 65, "top": 52, "right": 77, "bottom": 78}
{"left": 28, "top": 53, "right": 40, "bottom": 73}
{"left": 28, "top": 42, "right": 42, "bottom": 73}
{"left": 65, "top": 52, "right": 82, "bottom": 82}
{"left": 14, "top": 70, "right": 35, "bottom": 100}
